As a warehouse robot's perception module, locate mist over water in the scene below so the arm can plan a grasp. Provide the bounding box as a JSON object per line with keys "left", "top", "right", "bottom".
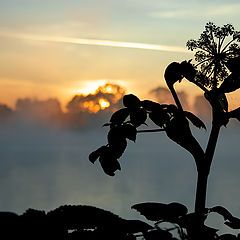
{"left": 0, "top": 115, "right": 240, "bottom": 233}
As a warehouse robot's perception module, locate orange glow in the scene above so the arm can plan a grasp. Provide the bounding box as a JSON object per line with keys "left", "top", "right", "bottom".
{"left": 99, "top": 98, "right": 110, "bottom": 109}
{"left": 81, "top": 98, "right": 110, "bottom": 113}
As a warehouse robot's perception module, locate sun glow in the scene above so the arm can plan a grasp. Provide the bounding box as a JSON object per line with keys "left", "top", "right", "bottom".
{"left": 99, "top": 98, "right": 110, "bottom": 109}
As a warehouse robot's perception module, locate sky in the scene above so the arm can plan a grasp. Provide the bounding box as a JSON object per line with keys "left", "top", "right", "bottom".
{"left": 0, "top": 0, "right": 240, "bottom": 235}
{"left": 0, "top": 0, "right": 240, "bottom": 108}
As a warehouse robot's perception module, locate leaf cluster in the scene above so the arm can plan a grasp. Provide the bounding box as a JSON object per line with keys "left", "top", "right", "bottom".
{"left": 90, "top": 94, "right": 206, "bottom": 176}
{"left": 132, "top": 201, "right": 240, "bottom": 240}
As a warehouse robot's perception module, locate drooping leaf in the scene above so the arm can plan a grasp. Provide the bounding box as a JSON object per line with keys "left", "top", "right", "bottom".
{"left": 121, "top": 123, "right": 137, "bottom": 142}
{"left": 164, "top": 62, "right": 183, "bottom": 87}
{"left": 219, "top": 73, "right": 240, "bottom": 93}
{"left": 107, "top": 126, "right": 125, "bottom": 145}
{"left": 89, "top": 146, "right": 107, "bottom": 164}
{"left": 98, "top": 147, "right": 121, "bottom": 176}
{"left": 109, "top": 138, "right": 127, "bottom": 159}
{"left": 184, "top": 111, "right": 206, "bottom": 129}
{"left": 143, "top": 229, "right": 173, "bottom": 240}
{"left": 110, "top": 108, "right": 130, "bottom": 125}
{"left": 123, "top": 94, "right": 141, "bottom": 110}
{"left": 130, "top": 108, "right": 147, "bottom": 127}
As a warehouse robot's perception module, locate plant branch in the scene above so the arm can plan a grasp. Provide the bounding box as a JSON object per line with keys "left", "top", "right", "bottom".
{"left": 137, "top": 129, "right": 165, "bottom": 133}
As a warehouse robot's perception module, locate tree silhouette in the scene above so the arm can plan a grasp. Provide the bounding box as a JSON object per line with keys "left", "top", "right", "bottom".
{"left": 90, "top": 22, "right": 240, "bottom": 239}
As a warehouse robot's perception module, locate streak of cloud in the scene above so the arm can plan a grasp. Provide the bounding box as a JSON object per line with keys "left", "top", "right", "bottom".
{"left": 0, "top": 31, "right": 189, "bottom": 54}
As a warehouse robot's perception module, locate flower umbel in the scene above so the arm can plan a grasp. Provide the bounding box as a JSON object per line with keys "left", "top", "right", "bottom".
{"left": 186, "top": 22, "right": 240, "bottom": 89}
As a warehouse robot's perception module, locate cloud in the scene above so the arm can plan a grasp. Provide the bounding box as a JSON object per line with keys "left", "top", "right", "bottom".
{"left": 0, "top": 31, "right": 189, "bottom": 53}
{"left": 149, "top": 86, "right": 190, "bottom": 111}
{"left": 150, "top": 3, "right": 240, "bottom": 19}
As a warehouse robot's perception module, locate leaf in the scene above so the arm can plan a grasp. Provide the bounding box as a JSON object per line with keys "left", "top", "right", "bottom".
{"left": 130, "top": 108, "right": 147, "bottom": 127}
{"left": 219, "top": 73, "right": 240, "bottom": 93}
{"left": 121, "top": 123, "right": 137, "bottom": 142}
{"left": 149, "top": 108, "right": 169, "bottom": 128}
{"left": 180, "top": 60, "right": 197, "bottom": 82}
{"left": 110, "top": 108, "right": 130, "bottom": 125}
{"left": 218, "top": 234, "right": 238, "bottom": 240}
{"left": 141, "top": 100, "right": 162, "bottom": 112}
{"left": 184, "top": 111, "right": 206, "bottom": 129}
{"left": 228, "top": 107, "right": 240, "bottom": 121}
{"left": 209, "top": 206, "right": 233, "bottom": 220}
{"left": 102, "top": 123, "right": 111, "bottom": 127}
{"left": 143, "top": 229, "right": 172, "bottom": 240}
{"left": 224, "top": 216, "right": 240, "bottom": 229}
{"left": 123, "top": 220, "right": 153, "bottom": 234}
{"left": 123, "top": 94, "right": 141, "bottom": 110}
{"left": 107, "top": 126, "right": 125, "bottom": 145}
{"left": 109, "top": 138, "right": 127, "bottom": 159}
{"left": 167, "top": 202, "right": 188, "bottom": 218}
{"left": 131, "top": 202, "right": 168, "bottom": 221}
{"left": 226, "top": 56, "right": 240, "bottom": 73}
{"left": 89, "top": 146, "right": 107, "bottom": 164}
{"left": 131, "top": 202, "right": 187, "bottom": 223}
{"left": 164, "top": 62, "right": 183, "bottom": 87}
{"left": 98, "top": 147, "right": 121, "bottom": 176}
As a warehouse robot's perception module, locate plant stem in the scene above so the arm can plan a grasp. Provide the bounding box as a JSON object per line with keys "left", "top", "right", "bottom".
{"left": 195, "top": 171, "right": 209, "bottom": 214}
{"left": 194, "top": 114, "right": 221, "bottom": 214}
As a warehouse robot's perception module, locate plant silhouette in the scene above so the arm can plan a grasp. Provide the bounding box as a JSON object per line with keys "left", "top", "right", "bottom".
{"left": 90, "top": 22, "right": 240, "bottom": 239}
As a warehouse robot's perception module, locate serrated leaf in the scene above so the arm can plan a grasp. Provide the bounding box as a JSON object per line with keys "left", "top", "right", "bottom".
{"left": 184, "top": 111, "right": 206, "bottom": 129}
{"left": 110, "top": 108, "right": 130, "bottom": 125}
{"left": 130, "top": 108, "right": 147, "bottom": 127}
{"left": 89, "top": 146, "right": 107, "bottom": 164}
{"left": 123, "top": 94, "right": 141, "bottom": 109}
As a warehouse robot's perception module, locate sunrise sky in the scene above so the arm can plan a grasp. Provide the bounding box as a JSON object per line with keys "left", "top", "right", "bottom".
{"left": 0, "top": 0, "right": 240, "bottom": 109}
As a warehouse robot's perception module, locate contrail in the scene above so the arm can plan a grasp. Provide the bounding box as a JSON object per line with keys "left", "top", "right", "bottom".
{"left": 0, "top": 31, "right": 190, "bottom": 54}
